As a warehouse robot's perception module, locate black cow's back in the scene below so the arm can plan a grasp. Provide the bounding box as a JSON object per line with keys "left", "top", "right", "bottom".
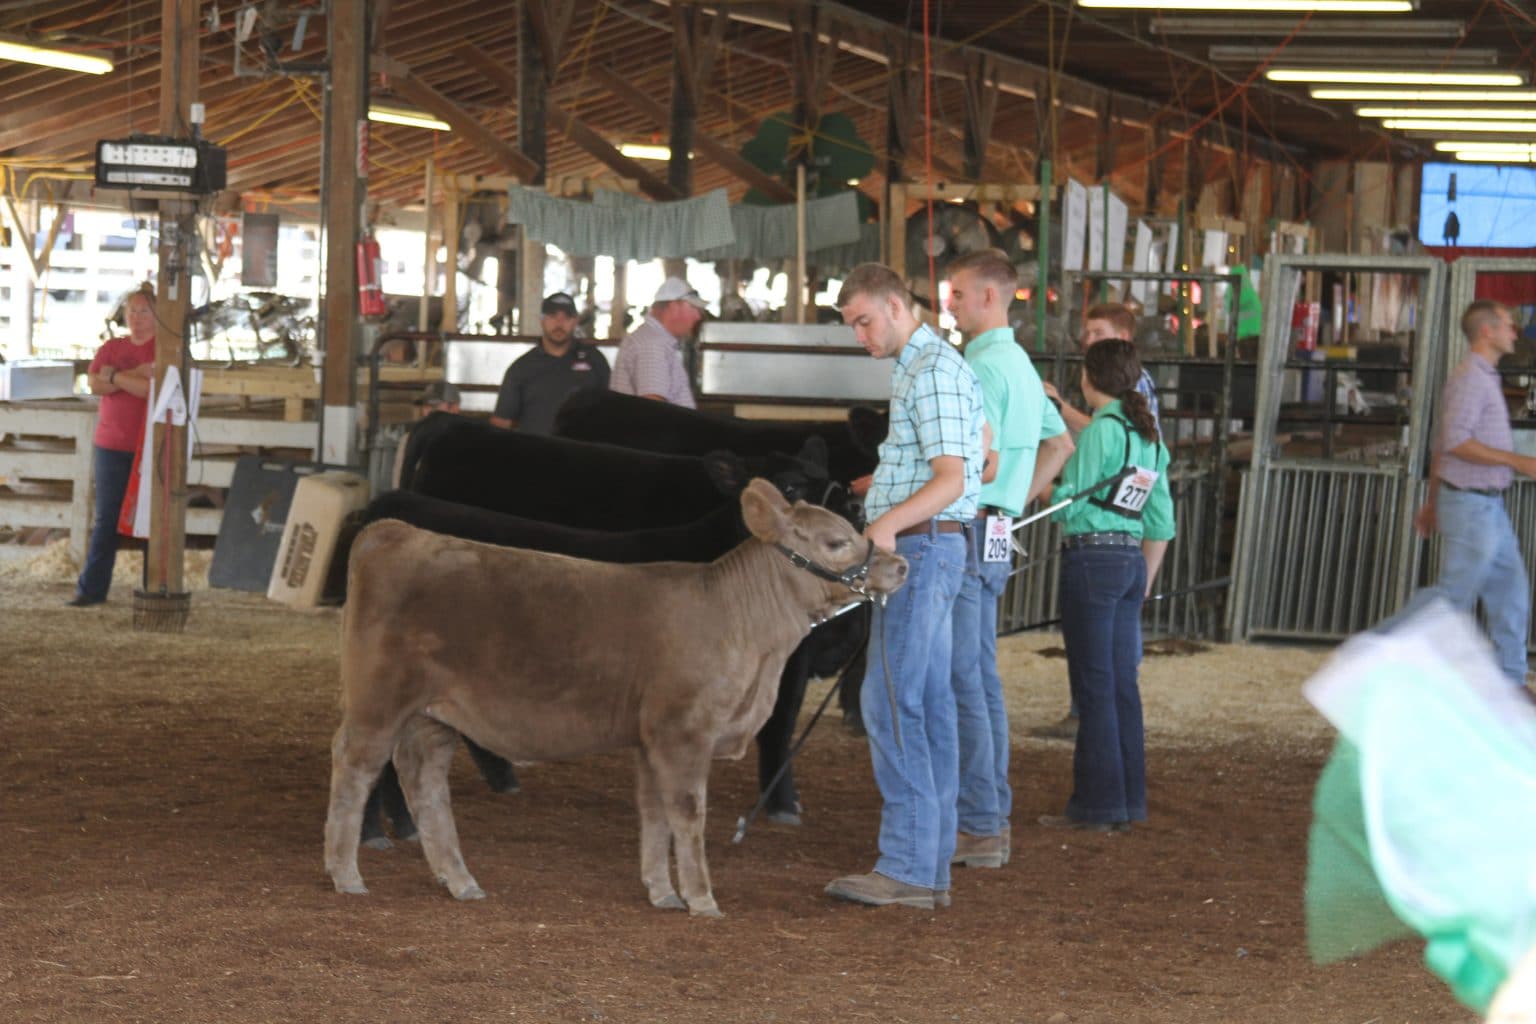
{"left": 553, "top": 389, "right": 883, "bottom": 483}
{"left": 405, "top": 413, "right": 734, "bottom": 530}
{"left": 363, "top": 489, "right": 745, "bottom": 564}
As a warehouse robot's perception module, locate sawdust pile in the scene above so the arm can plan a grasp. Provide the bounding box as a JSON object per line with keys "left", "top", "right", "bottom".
{"left": 0, "top": 538, "right": 214, "bottom": 590}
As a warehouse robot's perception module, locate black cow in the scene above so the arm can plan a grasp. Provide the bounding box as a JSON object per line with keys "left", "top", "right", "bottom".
{"left": 399, "top": 412, "right": 831, "bottom": 529}
{"left": 550, "top": 393, "right": 881, "bottom": 769}
{"left": 361, "top": 427, "right": 863, "bottom": 842}
{"left": 552, "top": 389, "right": 887, "bottom": 486}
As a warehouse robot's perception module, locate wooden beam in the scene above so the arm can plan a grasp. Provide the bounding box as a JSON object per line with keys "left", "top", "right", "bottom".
{"left": 551, "top": 105, "right": 680, "bottom": 201}
{"left": 379, "top": 59, "right": 540, "bottom": 181}
{"left": 453, "top": 43, "right": 678, "bottom": 200}
{"left": 962, "top": 53, "right": 999, "bottom": 182}
{"left": 587, "top": 65, "right": 795, "bottom": 202}
{"left": 517, "top": 4, "right": 548, "bottom": 185}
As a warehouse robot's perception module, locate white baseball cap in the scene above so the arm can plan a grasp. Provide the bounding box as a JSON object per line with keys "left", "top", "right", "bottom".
{"left": 654, "top": 277, "right": 708, "bottom": 310}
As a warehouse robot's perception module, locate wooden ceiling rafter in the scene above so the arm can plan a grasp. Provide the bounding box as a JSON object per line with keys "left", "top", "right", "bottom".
{"left": 454, "top": 41, "right": 680, "bottom": 201}
{"left": 587, "top": 64, "right": 795, "bottom": 202}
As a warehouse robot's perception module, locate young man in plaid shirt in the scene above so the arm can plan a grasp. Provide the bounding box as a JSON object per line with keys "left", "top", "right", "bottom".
{"left": 826, "top": 263, "right": 985, "bottom": 911}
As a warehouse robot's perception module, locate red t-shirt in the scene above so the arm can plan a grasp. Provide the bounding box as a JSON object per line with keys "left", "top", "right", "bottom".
{"left": 88, "top": 336, "right": 156, "bottom": 451}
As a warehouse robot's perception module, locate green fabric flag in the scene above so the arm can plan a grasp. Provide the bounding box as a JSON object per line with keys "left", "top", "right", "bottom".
{"left": 1303, "top": 603, "right": 1536, "bottom": 1014}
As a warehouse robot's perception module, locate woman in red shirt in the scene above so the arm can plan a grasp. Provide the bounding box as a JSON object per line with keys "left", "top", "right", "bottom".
{"left": 69, "top": 285, "right": 157, "bottom": 606}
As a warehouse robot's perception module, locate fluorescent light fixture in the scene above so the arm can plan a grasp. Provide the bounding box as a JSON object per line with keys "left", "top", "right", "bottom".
{"left": 368, "top": 105, "right": 450, "bottom": 131}
{"left": 1312, "top": 88, "right": 1536, "bottom": 101}
{"left": 1359, "top": 107, "right": 1536, "bottom": 119}
{"left": 1434, "top": 140, "right": 1536, "bottom": 152}
{"left": 1079, "top": 1, "right": 1416, "bottom": 10}
{"left": 1151, "top": 17, "right": 1460, "bottom": 37}
{"left": 1268, "top": 69, "right": 1526, "bottom": 85}
{"left": 618, "top": 143, "right": 671, "bottom": 161}
{"left": 0, "top": 37, "right": 112, "bottom": 75}
{"left": 1214, "top": 46, "right": 1495, "bottom": 66}
{"left": 1453, "top": 150, "right": 1536, "bottom": 162}
{"left": 1383, "top": 118, "right": 1536, "bottom": 131}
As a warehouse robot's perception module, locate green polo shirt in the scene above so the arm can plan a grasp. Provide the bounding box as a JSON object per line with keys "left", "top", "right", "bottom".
{"left": 963, "top": 327, "right": 1066, "bottom": 517}
{"left": 1051, "top": 399, "right": 1175, "bottom": 541}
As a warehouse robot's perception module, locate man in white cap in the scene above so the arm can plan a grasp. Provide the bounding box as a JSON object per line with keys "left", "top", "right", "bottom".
{"left": 611, "top": 276, "right": 707, "bottom": 408}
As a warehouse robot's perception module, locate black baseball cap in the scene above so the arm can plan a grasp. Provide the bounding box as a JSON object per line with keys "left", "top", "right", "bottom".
{"left": 541, "top": 292, "right": 579, "bottom": 316}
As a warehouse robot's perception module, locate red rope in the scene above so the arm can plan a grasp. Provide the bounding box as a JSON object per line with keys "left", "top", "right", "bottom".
{"left": 923, "top": 0, "right": 936, "bottom": 310}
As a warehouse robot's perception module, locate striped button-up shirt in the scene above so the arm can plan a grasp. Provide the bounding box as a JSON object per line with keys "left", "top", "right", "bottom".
{"left": 612, "top": 315, "right": 696, "bottom": 409}
{"left": 1437, "top": 351, "right": 1513, "bottom": 492}
{"left": 865, "top": 324, "right": 985, "bottom": 524}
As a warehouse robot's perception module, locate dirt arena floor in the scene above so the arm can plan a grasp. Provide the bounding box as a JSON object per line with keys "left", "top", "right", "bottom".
{"left": 1, "top": 547, "right": 1472, "bottom": 1024}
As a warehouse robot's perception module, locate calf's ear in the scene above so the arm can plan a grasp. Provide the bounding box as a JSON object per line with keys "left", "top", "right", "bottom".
{"left": 740, "top": 477, "right": 793, "bottom": 542}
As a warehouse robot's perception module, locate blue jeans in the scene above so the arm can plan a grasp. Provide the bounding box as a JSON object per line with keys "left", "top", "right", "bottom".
{"left": 1377, "top": 488, "right": 1530, "bottom": 686}
{"left": 951, "top": 520, "right": 1012, "bottom": 837}
{"left": 76, "top": 445, "right": 135, "bottom": 601}
{"left": 1059, "top": 544, "right": 1148, "bottom": 825}
{"left": 862, "top": 527, "right": 966, "bottom": 892}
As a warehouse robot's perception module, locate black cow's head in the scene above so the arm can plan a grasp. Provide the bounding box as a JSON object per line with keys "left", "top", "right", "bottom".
{"left": 705, "top": 436, "right": 827, "bottom": 500}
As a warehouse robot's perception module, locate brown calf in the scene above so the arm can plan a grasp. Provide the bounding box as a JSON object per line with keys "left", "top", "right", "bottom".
{"left": 323, "top": 478, "right": 907, "bottom": 916}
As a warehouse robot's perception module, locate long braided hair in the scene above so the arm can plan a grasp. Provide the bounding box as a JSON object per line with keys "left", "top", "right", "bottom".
{"left": 1083, "top": 339, "right": 1157, "bottom": 443}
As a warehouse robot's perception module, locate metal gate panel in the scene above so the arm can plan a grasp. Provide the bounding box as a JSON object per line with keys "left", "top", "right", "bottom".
{"left": 1228, "top": 253, "right": 1447, "bottom": 640}
{"left": 1241, "top": 462, "right": 1406, "bottom": 640}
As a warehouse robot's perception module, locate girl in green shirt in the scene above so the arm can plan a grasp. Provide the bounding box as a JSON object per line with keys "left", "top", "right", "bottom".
{"left": 1041, "top": 339, "right": 1174, "bottom": 832}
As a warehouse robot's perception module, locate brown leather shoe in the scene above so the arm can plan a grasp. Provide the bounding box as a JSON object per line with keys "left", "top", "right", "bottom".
{"left": 951, "top": 832, "right": 1004, "bottom": 868}
{"left": 824, "top": 871, "right": 936, "bottom": 910}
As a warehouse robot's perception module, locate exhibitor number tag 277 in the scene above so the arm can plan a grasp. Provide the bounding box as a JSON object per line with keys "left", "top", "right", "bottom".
{"left": 1109, "top": 466, "right": 1159, "bottom": 515}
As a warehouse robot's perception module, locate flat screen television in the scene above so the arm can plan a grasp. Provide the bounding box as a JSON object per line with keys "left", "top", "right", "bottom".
{"left": 1419, "top": 162, "right": 1536, "bottom": 248}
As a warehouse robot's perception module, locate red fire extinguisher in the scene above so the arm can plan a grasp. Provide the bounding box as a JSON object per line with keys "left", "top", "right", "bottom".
{"left": 356, "top": 233, "right": 387, "bottom": 318}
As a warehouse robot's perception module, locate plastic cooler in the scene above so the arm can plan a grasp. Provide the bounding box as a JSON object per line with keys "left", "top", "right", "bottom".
{"left": 266, "top": 470, "right": 369, "bottom": 608}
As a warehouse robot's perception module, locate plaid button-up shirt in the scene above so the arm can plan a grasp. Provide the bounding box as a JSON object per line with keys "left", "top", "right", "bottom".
{"left": 865, "top": 324, "right": 985, "bottom": 524}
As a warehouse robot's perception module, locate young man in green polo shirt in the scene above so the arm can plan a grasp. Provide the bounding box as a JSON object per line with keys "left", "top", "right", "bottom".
{"left": 945, "top": 249, "right": 1074, "bottom": 869}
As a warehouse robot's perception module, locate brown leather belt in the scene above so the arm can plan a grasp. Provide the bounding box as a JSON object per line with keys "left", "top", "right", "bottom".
{"left": 894, "top": 519, "right": 966, "bottom": 539}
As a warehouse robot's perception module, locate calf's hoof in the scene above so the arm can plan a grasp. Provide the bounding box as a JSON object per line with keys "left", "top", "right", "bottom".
{"left": 331, "top": 878, "right": 369, "bottom": 896}
{"left": 361, "top": 836, "right": 393, "bottom": 852}
{"left": 765, "top": 809, "right": 803, "bottom": 826}
{"left": 687, "top": 899, "right": 723, "bottom": 919}
{"left": 450, "top": 882, "right": 487, "bottom": 901}
{"left": 650, "top": 893, "right": 686, "bottom": 911}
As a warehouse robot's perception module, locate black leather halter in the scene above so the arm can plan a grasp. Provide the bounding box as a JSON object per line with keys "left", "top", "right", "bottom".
{"left": 773, "top": 538, "right": 876, "bottom": 596}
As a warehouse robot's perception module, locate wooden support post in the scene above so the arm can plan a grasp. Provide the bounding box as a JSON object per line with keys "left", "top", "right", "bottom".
{"left": 668, "top": 6, "right": 701, "bottom": 198}
{"left": 439, "top": 178, "right": 458, "bottom": 333}
{"left": 320, "top": 0, "right": 367, "bottom": 465}
{"left": 142, "top": 0, "right": 199, "bottom": 622}
{"left": 962, "top": 54, "right": 999, "bottom": 183}
{"left": 420, "top": 157, "right": 434, "bottom": 332}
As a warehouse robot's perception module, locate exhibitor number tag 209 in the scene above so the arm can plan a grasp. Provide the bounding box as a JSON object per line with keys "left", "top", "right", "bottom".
{"left": 983, "top": 514, "right": 1012, "bottom": 563}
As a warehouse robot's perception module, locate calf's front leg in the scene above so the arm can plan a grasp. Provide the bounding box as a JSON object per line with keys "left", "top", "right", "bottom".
{"left": 647, "top": 743, "right": 719, "bottom": 918}
{"left": 635, "top": 749, "right": 683, "bottom": 910}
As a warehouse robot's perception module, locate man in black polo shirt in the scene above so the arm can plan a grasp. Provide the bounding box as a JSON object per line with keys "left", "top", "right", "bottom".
{"left": 491, "top": 292, "right": 611, "bottom": 434}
